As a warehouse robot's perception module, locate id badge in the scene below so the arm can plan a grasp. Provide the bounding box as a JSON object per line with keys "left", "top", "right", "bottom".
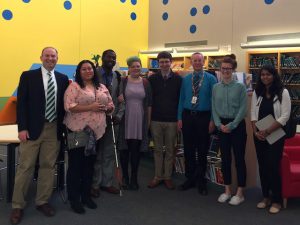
{"left": 191, "top": 96, "right": 197, "bottom": 104}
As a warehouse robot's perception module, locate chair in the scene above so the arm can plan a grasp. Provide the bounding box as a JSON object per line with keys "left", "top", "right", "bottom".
{"left": 281, "top": 134, "right": 300, "bottom": 208}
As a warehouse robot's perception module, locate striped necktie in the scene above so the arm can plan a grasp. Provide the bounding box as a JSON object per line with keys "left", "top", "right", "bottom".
{"left": 45, "top": 72, "right": 56, "bottom": 122}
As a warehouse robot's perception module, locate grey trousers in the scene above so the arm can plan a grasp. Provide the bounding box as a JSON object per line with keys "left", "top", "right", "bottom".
{"left": 92, "top": 124, "right": 119, "bottom": 188}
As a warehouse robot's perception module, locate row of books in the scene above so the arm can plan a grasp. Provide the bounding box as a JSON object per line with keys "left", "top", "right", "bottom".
{"left": 208, "top": 59, "right": 222, "bottom": 69}
{"left": 280, "top": 55, "right": 300, "bottom": 68}
{"left": 249, "top": 56, "right": 278, "bottom": 68}
{"left": 288, "top": 89, "right": 300, "bottom": 100}
{"left": 281, "top": 73, "right": 300, "bottom": 84}
{"left": 174, "top": 156, "right": 185, "bottom": 174}
{"left": 206, "top": 157, "right": 224, "bottom": 185}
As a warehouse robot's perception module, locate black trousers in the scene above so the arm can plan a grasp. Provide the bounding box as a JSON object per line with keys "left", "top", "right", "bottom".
{"left": 219, "top": 119, "right": 247, "bottom": 187}
{"left": 182, "top": 109, "right": 211, "bottom": 186}
{"left": 254, "top": 136, "right": 285, "bottom": 204}
{"left": 67, "top": 147, "right": 96, "bottom": 202}
{"left": 120, "top": 139, "right": 141, "bottom": 181}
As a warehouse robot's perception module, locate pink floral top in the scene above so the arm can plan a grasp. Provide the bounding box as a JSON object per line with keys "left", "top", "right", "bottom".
{"left": 63, "top": 82, "right": 114, "bottom": 140}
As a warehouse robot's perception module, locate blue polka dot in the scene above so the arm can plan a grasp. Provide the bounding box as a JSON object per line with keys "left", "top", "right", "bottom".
{"left": 265, "top": 0, "right": 274, "bottom": 4}
{"left": 120, "top": 0, "right": 126, "bottom": 3}
{"left": 2, "top": 10, "right": 13, "bottom": 20}
{"left": 203, "top": 5, "right": 210, "bottom": 14}
{"left": 22, "top": 0, "right": 31, "bottom": 3}
{"left": 190, "top": 25, "right": 197, "bottom": 34}
{"left": 131, "top": 0, "right": 137, "bottom": 5}
{"left": 162, "top": 12, "right": 168, "bottom": 21}
{"left": 162, "top": 0, "right": 169, "bottom": 5}
{"left": 64, "top": 1, "right": 72, "bottom": 10}
{"left": 190, "top": 7, "right": 197, "bottom": 16}
{"left": 130, "top": 12, "right": 137, "bottom": 20}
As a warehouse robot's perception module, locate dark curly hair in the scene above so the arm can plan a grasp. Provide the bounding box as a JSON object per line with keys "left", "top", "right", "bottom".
{"left": 75, "top": 60, "right": 100, "bottom": 89}
{"left": 255, "top": 65, "right": 284, "bottom": 103}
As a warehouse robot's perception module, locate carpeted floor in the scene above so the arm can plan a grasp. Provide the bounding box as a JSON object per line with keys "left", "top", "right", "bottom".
{"left": 0, "top": 154, "right": 300, "bottom": 225}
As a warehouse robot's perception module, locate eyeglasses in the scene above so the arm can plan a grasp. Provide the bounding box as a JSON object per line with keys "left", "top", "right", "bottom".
{"left": 221, "top": 67, "right": 233, "bottom": 71}
{"left": 158, "top": 60, "right": 171, "bottom": 64}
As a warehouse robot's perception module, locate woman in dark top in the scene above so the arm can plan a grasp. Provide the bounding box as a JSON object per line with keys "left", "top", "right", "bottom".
{"left": 251, "top": 65, "right": 291, "bottom": 214}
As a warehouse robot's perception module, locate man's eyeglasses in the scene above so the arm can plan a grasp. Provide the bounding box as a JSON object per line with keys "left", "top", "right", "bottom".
{"left": 221, "top": 67, "right": 233, "bottom": 71}
{"left": 158, "top": 60, "right": 171, "bottom": 64}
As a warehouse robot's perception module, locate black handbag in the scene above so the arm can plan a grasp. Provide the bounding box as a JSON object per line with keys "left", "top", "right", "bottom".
{"left": 67, "top": 130, "right": 89, "bottom": 150}
{"left": 284, "top": 115, "right": 299, "bottom": 138}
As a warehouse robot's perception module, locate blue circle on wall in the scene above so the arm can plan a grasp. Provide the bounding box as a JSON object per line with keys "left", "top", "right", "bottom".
{"left": 190, "top": 25, "right": 197, "bottom": 34}
{"left": 265, "top": 0, "right": 274, "bottom": 4}
{"left": 2, "top": 10, "right": 13, "bottom": 20}
{"left": 162, "top": 0, "right": 169, "bottom": 5}
{"left": 64, "top": 1, "right": 72, "bottom": 10}
{"left": 22, "top": 0, "right": 31, "bottom": 3}
{"left": 162, "top": 12, "right": 168, "bottom": 21}
{"left": 131, "top": 12, "right": 137, "bottom": 20}
{"left": 203, "top": 5, "right": 210, "bottom": 14}
{"left": 120, "top": 0, "right": 126, "bottom": 3}
{"left": 131, "top": 0, "right": 137, "bottom": 5}
{"left": 190, "top": 7, "right": 197, "bottom": 16}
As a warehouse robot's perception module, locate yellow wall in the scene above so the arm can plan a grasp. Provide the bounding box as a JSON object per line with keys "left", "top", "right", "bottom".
{"left": 0, "top": 0, "right": 149, "bottom": 98}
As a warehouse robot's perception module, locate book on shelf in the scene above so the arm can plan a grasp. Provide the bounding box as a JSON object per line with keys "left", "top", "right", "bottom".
{"left": 208, "top": 134, "right": 220, "bottom": 158}
{"left": 249, "top": 56, "right": 277, "bottom": 68}
{"left": 175, "top": 155, "right": 185, "bottom": 174}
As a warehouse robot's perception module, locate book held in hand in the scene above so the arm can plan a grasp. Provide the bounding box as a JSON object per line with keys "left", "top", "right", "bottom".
{"left": 255, "top": 114, "right": 286, "bottom": 145}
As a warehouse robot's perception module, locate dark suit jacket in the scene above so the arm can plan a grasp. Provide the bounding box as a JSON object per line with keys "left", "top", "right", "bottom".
{"left": 17, "top": 68, "right": 69, "bottom": 140}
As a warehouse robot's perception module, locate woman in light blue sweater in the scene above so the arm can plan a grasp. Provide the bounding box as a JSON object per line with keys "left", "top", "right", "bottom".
{"left": 212, "top": 56, "right": 247, "bottom": 206}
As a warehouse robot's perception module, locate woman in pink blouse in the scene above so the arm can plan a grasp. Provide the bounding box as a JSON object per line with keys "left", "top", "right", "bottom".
{"left": 64, "top": 60, "right": 114, "bottom": 214}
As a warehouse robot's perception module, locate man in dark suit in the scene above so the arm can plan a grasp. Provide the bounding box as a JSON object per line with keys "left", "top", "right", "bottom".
{"left": 10, "top": 47, "right": 69, "bottom": 225}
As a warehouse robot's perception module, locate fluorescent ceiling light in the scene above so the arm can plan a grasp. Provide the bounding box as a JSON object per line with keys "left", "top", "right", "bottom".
{"left": 175, "top": 46, "right": 219, "bottom": 53}
{"left": 139, "top": 48, "right": 173, "bottom": 54}
{"left": 241, "top": 32, "right": 300, "bottom": 49}
{"left": 241, "top": 39, "right": 300, "bottom": 49}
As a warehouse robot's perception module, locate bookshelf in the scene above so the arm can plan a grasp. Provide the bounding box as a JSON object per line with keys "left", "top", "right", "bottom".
{"left": 246, "top": 50, "right": 300, "bottom": 104}
{"left": 147, "top": 54, "right": 227, "bottom": 76}
{"left": 206, "top": 133, "right": 224, "bottom": 185}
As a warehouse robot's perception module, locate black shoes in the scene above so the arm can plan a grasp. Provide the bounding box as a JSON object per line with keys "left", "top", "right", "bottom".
{"left": 122, "top": 177, "right": 130, "bottom": 190}
{"left": 178, "top": 180, "right": 195, "bottom": 191}
{"left": 70, "top": 201, "right": 85, "bottom": 214}
{"left": 198, "top": 184, "right": 208, "bottom": 196}
{"left": 130, "top": 176, "right": 139, "bottom": 190}
{"left": 82, "top": 198, "right": 98, "bottom": 209}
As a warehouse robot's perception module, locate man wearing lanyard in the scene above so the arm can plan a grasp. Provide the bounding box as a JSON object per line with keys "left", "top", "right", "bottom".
{"left": 177, "top": 52, "right": 217, "bottom": 195}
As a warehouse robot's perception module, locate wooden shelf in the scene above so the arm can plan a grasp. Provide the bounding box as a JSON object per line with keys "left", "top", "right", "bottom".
{"left": 246, "top": 49, "right": 300, "bottom": 104}
{"left": 146, "top": 54, "right": 226, "bottom": 74}
{"left": 291, "top": 100, "right": 300, "bottom": 105}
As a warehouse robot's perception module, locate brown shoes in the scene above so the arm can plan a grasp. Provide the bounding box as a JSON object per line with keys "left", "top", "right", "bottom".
{"left": 147, "top": 178, "right": 162, "bottom": 188}
{"left": 90, "top": 187, "right": 101, "bottom": 198}
{"left": 164, "top": 179, "right": 175, "bottom": 190}
{"left": 10, "top": 208, "right": 23, "bottom": 225}
{"left": 100, "top": 186, "right": 120, "bottom": 194}
{"left": 36, "top": 203, "right": 55, "bottom": 217}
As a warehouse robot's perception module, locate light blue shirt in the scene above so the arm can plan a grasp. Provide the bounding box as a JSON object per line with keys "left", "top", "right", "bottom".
{"left": 177, "top": 71, "right": 217, "bottom": 120}
{"left": 212, "top": 80, "right": 247, "bottom": 131}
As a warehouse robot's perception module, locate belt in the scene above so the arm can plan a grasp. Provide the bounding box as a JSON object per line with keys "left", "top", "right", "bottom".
{"left": 184, "top": 109, "right": 210, "bottom": 116}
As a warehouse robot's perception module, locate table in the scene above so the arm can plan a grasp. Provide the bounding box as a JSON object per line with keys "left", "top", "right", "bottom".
{"left": 0, "top": 124, "right": 19, "bottom": 203}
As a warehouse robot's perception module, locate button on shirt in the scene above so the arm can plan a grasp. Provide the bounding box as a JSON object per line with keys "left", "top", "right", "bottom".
{"left": 41, "top": 66, "right": 57, "bottom": 113}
